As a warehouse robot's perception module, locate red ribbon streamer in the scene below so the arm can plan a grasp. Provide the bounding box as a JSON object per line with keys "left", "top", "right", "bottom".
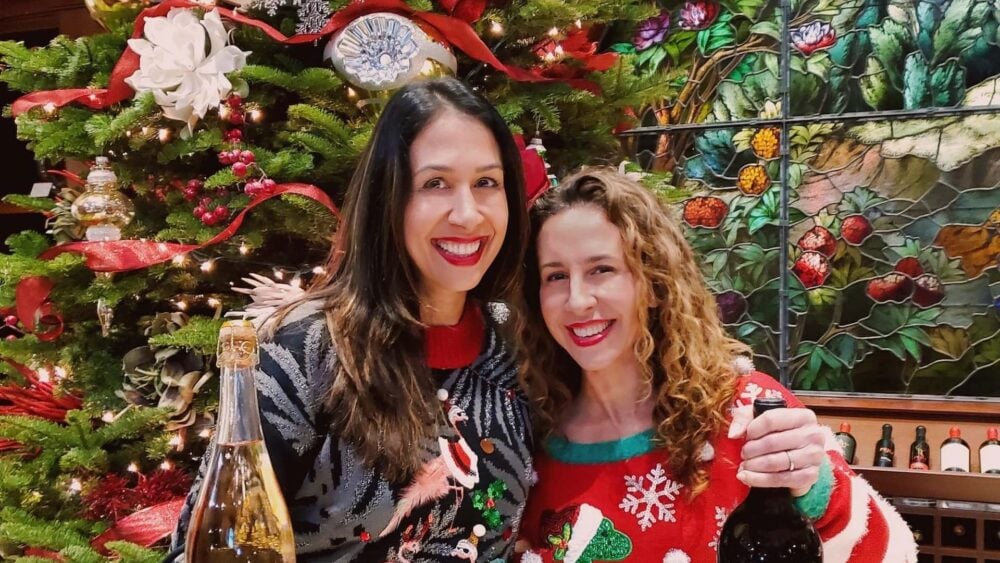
{"left": 39, "top": 183, "right": 337, "bottom": 272}
{"left": 1, "top": 276, "right": 64, "bottom": 342}
{"left": 21, "top": 499, "right": 184, "bottom": 559}
{"left": 13, "top": 0, "right": 567, "bottom": 117}
{"left": 90, "top": 498, "right": 186, "bottom": 553}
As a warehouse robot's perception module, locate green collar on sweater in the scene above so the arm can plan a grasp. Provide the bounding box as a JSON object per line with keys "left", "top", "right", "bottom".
{"left": 545, "top": 428, "right": 657, "bottom": 464}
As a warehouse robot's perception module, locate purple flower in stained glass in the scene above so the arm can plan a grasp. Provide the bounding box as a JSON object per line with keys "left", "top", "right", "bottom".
{"left": 633, "top": 10, "right": 671, "bottom": 50}
{"left": 791, "top": 21, "right": 836, "bottom": 56}
{"left": 678, "top": 0, "right": 720, "bottom": 30}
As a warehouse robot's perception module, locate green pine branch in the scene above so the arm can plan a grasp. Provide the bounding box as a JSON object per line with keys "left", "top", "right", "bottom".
{"left": 236, "top": 65, "right": 345, "bottom": 100}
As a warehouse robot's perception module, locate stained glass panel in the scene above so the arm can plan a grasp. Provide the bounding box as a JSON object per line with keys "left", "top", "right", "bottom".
{"left": 627, "top": 0, "right": 1000, "bottom": 397}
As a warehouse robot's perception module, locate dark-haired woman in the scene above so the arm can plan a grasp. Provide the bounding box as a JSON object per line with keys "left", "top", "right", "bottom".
{"left": 170, "top": 77, "right": 533, "bottom": 562}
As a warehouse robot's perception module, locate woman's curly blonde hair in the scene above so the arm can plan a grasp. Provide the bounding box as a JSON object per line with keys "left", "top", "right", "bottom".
{"left": 517, "top": 167, "right": 751, "bottom": 496}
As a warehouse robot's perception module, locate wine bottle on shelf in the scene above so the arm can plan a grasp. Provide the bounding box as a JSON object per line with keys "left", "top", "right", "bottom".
{"left": 186, "top": 320, "right": 296, "bottom": 563}
{"left": 908, "top": 425, "right": 930, "bottom": 470}
{"left": 941, "top": 426, "right": 970, "bottom": 472}
{"left": 834, "top": 422, "right": 856, "bottom": 465}
{"left": 982, "top": 427, "right": 1000, "bottom": 474}
{"left": 873, "top": 423, "right": 895, "bottom": 467}
{"left": 717, "top": 397, "right": 822, "bottom": 563}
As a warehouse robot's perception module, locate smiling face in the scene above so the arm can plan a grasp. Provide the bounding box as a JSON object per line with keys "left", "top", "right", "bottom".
{"left": 536, "top": 204, "right": 643, "bottom": 375}
{"left": 404, "top": 110, "right": 509, "bottom": 306}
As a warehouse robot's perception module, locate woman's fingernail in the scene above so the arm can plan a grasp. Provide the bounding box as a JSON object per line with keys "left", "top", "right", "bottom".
{"left": 736, "top": 471, "right": 748, "bottom": 483}
{"left": 728, "top": 423, "right": 745, "bottom": 439}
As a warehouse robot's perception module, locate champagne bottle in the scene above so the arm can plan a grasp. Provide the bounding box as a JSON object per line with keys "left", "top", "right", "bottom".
{"left": 186, "top": 320, "right": 296, "bottom": 563}
{"left": 833, "top": 422, "right": 856, "bottom": 465}
{"left": 941, "top": 426, "right": 970, "bottom": 472}
{"left": 717, "top": 397, "right": 822, "bottom": 563}
{"left": 981, "top": 427, "right": 1000, "bottom": 474}
{"left": 908, "top": 425, "right": 930, "bottom": 470}
{"left": 873, "top": 423, "right": 895, "bottom": 467}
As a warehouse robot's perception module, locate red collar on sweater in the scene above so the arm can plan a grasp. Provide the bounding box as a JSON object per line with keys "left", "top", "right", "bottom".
{"left": 424, "top": 302, "right": 485, "bottom": 370}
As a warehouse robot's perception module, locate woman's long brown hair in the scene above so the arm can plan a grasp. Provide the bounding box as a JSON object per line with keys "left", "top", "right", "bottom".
{"left": 517, "top": 168, "right": 750, "bottom": 496}
{"left": 272, "top": 78, "right": 528, "bottom": 482}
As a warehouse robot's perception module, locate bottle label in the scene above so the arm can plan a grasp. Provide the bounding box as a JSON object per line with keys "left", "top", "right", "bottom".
{"left": 941, "top": 442, "right": 970, "bottom": 471}
{"left": 909, "top": 445, "right": 928, "bottom": 470}
{"left": 982, "top": 444, "right": 1000, "bottom": 472}
{"left": 876, "top": 447, "right": 894, "bottom": 466}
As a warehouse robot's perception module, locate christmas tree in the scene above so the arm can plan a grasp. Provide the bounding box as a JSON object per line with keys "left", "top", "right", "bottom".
{"left": 0, "top": 0, "right": 664, "bottom": 559}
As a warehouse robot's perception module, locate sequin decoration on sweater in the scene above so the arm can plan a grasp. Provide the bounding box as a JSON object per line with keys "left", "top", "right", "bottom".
{"left": 516, "top": 372, "right": 918, "bottom": 563}
{"left": 169, "top": 301, "right": 533, "bottom": 562}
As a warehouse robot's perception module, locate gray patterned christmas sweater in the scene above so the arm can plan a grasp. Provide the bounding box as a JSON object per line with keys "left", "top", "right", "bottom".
{"left": 169, "top": 301, "right": 534, "bottom": 562}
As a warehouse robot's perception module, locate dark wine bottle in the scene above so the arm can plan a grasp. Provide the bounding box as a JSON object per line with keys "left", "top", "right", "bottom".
{"left": 834, "top": 422, "right": 856, "bottom": 465}
{"left": 873, "top": 423, "right": 895, "bottom": 467}
{"left": 941, "top": 426, "right": 970, "bottom": 472}
{"left": 909, "top": 425, "right": 930, "bottom": 470}
{"left": 717, "top": 397, "right": 822, "bottom": 563}
{"left": 981, "top": 427, "right": 1000, "bottom": 474}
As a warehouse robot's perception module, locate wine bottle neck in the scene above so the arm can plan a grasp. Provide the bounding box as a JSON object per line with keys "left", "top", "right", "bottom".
{"left": 745, "top": 485, "right": 794, "bottom": 503}
{"left": 216, "top": 365, "right": 265, "bottom": 444}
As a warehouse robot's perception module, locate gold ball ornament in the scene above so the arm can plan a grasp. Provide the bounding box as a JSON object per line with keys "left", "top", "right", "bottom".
{"left": 84, "top": 0, "right": 152, "bottom": 30}
{"left": 323, "top": 12, "right": 457, "bottom": 93}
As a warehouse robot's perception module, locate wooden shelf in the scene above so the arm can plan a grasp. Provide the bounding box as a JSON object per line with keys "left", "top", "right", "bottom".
{"left": 854, "top": 466, "right": 1000, "bottom": 504}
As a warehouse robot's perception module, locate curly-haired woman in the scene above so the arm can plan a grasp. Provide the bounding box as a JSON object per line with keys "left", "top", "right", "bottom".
{"left": 514, "top": 168, "right": 917, "bottom": 562}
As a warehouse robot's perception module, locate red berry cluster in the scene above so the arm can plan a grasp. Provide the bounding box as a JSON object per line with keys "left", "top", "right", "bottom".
{"left": 193, "top": 196, "right": 230, "bottom": 226}
{"left": 223, "top": 94, "right": 247, "bottom": 125}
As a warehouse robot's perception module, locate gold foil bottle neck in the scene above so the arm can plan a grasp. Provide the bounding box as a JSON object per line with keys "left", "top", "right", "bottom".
{"left": 217, "top": 320, "right": 259, "bottom": 368}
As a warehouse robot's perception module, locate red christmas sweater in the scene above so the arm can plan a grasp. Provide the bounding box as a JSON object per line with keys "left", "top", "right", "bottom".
{"left": 516, "top": 372, "right": 918, "bottom": 563}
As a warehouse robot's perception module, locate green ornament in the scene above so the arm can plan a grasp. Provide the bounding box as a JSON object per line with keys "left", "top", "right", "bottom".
{"left": 577, "top": 518, "right": 632, "bottom": 563}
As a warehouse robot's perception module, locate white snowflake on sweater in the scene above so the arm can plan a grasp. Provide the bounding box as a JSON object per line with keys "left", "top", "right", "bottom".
{"left": 708, "top": 505, "right": 728, "bottom": 550}
{"left": 619, "top": 463, "right": 682, "bottom": 531}
{"left": 737, "top": 382, "right": 784, "bottom": 408}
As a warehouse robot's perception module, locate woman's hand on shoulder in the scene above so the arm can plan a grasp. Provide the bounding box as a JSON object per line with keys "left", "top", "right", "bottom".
{"left": 731, "top": 406, "right": 826, "bottom": 497}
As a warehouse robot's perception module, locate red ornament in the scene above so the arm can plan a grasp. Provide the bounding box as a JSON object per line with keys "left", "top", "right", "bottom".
{"left": 232, "top": 162, "right": 248, "bottom": 178}
{"left": 227, "top": 94, "right": 243, "bottom": 109}
{"left": 261, "top": 178, "right": 277, "bottom": 195}
{"left": 218, "top": 151, "right": 234, "bottom": 165}
{"left": 225, "top": 128, "right": 243, "bottom": 142}
{"left": 228, "top": 111, "right": 245, "bottom": 126}
{"left": 238, "top": 150, "right": 255, "bottom": 164}
{"left": 193, "top": 205, "right": 207, "bottom": 218}
{"left": 360, "top": 531, "right": 371, "bottom": 542}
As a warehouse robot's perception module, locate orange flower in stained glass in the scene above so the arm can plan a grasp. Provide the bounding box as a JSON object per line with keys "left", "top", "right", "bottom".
{"left": 751, "top": 127, "right": 780, "bottom": 160}
{"left": 737, "top": 164, "right": 770, "bottom": 195}
{"left": 682, "top": 196, "right": 728, "bottom": 228}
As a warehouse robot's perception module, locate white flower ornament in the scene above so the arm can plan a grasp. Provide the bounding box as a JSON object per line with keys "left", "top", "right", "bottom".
{"left": 125, "top": 8, "right": 250, "bottom": 134}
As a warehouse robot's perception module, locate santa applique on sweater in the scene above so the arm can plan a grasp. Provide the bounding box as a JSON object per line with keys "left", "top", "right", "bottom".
{"left": 516, "top": 370, "right": 918, "bottom": 563}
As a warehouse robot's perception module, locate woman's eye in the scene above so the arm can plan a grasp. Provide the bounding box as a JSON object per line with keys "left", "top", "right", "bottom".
{"left": 593, "top": 266, "right": 615, "bottom": 275}
{"left": 544, "top": 272, "right": 567, "bottom": 283}
{"left": 422, "top": 178, "right": 447, "bottom": 190}
{"left": 476, "top": 177, "right": 501, "bottom": 189}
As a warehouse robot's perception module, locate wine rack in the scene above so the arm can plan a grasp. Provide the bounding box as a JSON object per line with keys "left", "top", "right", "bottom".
{"left": 801, "top": 393, "right": 1000, "bottom": 562}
